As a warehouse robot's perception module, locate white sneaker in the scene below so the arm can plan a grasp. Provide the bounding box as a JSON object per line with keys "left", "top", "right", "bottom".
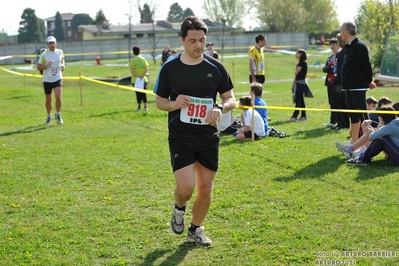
{"left": 335, "top": 142, "right": 353, "bottom": 159}
{"left": 45, "top": 114, "right": 53, "bottom": 125}
{"left": 170, "top": 208, "right": 185, "bottom": 234}
{"left": 187, "top": 226, "right": 212, "bottom": 246}
{"left": 323, "top": 122, "right": 336, "bottom": 127}
{"left": 55, "top": 113, "right": 63, "bottom": 124}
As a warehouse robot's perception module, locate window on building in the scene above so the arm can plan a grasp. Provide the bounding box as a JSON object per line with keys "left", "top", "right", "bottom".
{"left": 148, "top": 33, "right": 154, "bottom": 37}
{"left": 136, "top": 33, "right": 143, "bottom": 38}
{"left": 68, "top": 30, "right": 71, "bottom": 37}
{"left": 67, "top": 21, "right": 71, "bottom": 27}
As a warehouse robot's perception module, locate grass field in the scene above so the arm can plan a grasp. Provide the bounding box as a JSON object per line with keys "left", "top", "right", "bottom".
{"left": 1, "top": 51, "right": 399, "bottom": 265}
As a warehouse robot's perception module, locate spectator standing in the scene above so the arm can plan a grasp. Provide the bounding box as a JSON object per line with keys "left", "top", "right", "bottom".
{"left": 167, "top": 50, "right": 178, "bottom": 62}
{"left": 340, "top": 21, "right": 376, "bottom": 144}
{"left": 248, "top": 34, "right": 267, "bottom": 84}
{"left": 154, "top": 16, "right": 236, "bottom": 246}
{"left": 37, "top": 36, "right": 65, "bottom": 125}
{"left": 320, "top": 35, "right": 325, "bottom": 45}
{"left": 204, "top": 43, "right": 219, "bottom": 59}
{"left": 160, "top": 45, "right": 171, "bottom": 66}
{"left": 286, "top": 49, "right": 313, "bottom": 122}
{"left": 130, "top": 46, "right": 149, "bottom": 111}
{"left": 310, "top": 36, "right": 316, "bottom": 45}
{"left": 322, "top": 38, "right": 339, "bottom": 128}
{"left": 33, "top": 46, "right": 41, "bottom": 63}
{"left": 330, "top": 33, "right": 350, "bottom": 130}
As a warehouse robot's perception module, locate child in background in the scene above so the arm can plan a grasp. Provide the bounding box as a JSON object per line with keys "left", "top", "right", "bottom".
{"left": 235, "top": 96, "right": 265, "bottom": 141}
{"left": 250, "top": 82, "right": 269, "bottom": 136}
{"left": 366, "top": 96, "right": 378, "bottom": 110}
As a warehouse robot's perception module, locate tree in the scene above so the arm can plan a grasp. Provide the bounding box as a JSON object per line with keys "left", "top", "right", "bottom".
{"left": 167, "top": 2, "right": 184, "bottom": 22}
{"left": 53, "top": 12, "right": 65, "bottom": 41}
{"left": 355, "top": 0, "right": 399, "bottom": 68}
{"left": 71, "top": 14, "right": 94, "bottom": 32}
{"left": 256, "top": 0, "right": 306, "bottom": 32}
{"left": 137, "top": 0, "right": 162, "bottom": 64}
{"left": 38, "top": 18, "right": 46, "bottom": 40}
{"left": 256, "top": 0, "right": 339, "bottom": 33}
{"left": 182, "top": 8, "right": 195, "bottom": 18}
{"left": 17, "top": 8, "right": 43, "bottom": 43}
{"left": 203, "top": 0, "right": 251, "bottom": 28}
{"left": 302, "top": 0, "right": 338, "bottom": 34}
{"left": 139, "top": 3, "right": 154, "bottom": 23}
{"left": 94, "top": 9, "right": 108, "bottom": 25}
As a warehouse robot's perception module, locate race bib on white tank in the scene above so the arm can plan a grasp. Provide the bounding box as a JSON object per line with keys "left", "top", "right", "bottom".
{"left": 180, "top": 96, "right": 214, "bottom": 125}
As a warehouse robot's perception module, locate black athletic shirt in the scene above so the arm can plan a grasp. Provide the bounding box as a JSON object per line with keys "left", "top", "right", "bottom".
{"left": 341, "top": 37, "right": 373, "bottom": 90}
{"left": 295, "top": 60, "right": 308, "bottom": 80}
{"left": 154, "top": 54, "right": 234, "bottom": 141}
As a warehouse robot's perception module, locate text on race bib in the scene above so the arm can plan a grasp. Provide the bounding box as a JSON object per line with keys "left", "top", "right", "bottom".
{"left": 258, "top": 62, "right": 264, "bottom": 72}
{"left": 180, "top": 97, "right": 214, "bottom": 125}
{"left": 50, "top": 67, "right": 59, "bottom": 76}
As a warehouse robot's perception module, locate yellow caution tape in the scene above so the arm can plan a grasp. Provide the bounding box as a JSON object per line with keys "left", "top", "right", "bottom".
{"left": 1, "top": 66, "right": 398, "bottom": 114}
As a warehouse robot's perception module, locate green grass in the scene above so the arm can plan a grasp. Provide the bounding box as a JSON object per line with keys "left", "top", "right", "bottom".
{"left": 1, "top": 51, "right": 399, "bottom": 265}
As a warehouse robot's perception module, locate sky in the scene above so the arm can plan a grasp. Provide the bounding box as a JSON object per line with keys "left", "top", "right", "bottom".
{"left": 2, "top": 0, "right": 364, "bottom": 34}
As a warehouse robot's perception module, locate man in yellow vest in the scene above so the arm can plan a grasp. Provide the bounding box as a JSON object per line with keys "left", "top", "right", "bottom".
{"left": 130, "top": 46, "right": 149, "bottom": 111}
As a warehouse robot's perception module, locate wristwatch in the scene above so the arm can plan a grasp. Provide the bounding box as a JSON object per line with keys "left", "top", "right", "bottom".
{"left": 215, "top": 103, "right": 224, "bottom": 113}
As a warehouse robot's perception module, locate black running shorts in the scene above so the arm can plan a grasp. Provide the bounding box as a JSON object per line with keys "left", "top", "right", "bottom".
{"left": 169, "top": 137, "right": 219, "bottom": 172}
{"left": 43, "top": 80, "right": 62, "bottom": 95}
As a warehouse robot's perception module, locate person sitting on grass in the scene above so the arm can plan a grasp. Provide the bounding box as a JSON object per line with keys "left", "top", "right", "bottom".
{"left": 250, "top": 82, "right": 269, "bottom": 136}
{"left": 339, "top": 105, "right": 399, "bottom": 166}
{"left": 369, "top": 96, "right": 392, "bottom": 127}
{"left": 234, "top": 96, "right": 265, "bottom": 141}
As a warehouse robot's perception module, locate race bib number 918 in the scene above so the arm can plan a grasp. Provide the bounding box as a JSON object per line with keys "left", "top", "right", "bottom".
{"left": 180, "top": 97, "right": 214, "bottom": 125}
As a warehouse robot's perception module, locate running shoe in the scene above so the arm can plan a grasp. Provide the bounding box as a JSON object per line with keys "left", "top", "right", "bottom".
{"left": 335, "top": 142, "right": 352, "bottom": 159}
{"left": 45, "top": 114, "right": 53, "bottom": 125}
{"left": 187, "top": 226, "right": 212, "bottom": 247}
{"left": 55, "top": 113, "right": 63, "bottom": 124}
{"left": 171, "top": 208, "right": 185, "bottom": 234}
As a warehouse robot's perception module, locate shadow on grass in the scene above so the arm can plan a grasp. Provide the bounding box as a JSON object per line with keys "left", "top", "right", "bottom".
{"left": 219, "top": 126, "right": 334, "bottom": 146}
{"left": 138, "top": 242, "right": 197, "bottom": 266}
{"left": 273, "top": 154, "right": 398, "bottom": 182}
{"left": 0, "top": 125, "right": 47, "bottom": 137}
{"left": 4, "top": 95, "right": 35, "bottom": 100}
{"left": 292, "top": 127, "right": 336, "bottom": 139}
{"left": 354, "top": 159, "right": 399, "bottom": 181}
{"left": 274, "top": 155, "right": 342, "bottom": 182}
{"left": 90, "top": 109, "right": 133, "bottom": 118}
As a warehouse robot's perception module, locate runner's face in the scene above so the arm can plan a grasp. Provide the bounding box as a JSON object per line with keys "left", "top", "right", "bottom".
{"left": 47, "top": 42, "right": 56, "bottom": 51}
{"left": 180, "top": 30, "right": 206, "bottom": 59}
